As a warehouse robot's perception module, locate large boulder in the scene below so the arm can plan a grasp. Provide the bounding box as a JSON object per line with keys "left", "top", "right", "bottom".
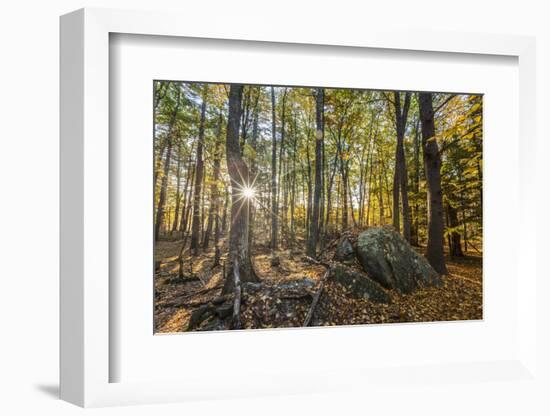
{"left": 356, "top": 226, "right": 442, "bottom": 294}
{"left": 329, "top": 264, "right": 390, "bottom": 303}
{"left": 334, "top": 237, "right": 356, "bottom": 265}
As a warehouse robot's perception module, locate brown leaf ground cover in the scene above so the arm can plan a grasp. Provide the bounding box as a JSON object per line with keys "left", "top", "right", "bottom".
{"left": 154, "top": 238, "right": 482, "bottom": 333}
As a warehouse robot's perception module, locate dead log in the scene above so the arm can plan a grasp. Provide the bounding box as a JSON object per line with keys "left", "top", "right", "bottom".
{"left": 301, "top": 255, "right": 331, "bottom": 269}
{"left": 303, "top": 267, "right": 331, "bottom": 327}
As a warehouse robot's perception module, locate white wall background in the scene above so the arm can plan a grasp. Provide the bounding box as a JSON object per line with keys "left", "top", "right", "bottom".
{"left": 0, "top": 1, "right": 548, "bottom": 415}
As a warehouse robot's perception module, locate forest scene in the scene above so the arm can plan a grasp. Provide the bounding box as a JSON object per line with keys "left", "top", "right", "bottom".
{"left": 153, "top": 81, "right": 483, "bottom": 333}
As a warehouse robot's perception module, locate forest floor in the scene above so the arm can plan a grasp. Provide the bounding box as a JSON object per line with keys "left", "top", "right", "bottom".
{"left": 154, "top": 235, "right": 482, "bottom": 333}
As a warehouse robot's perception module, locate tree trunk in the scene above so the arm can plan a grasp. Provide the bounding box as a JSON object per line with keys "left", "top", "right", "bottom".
{"left": 190, "top": 84, "right": 208, "bottom": 255}
{"left": 306, "top": 88, "right": 324, "bottom": 257}
{"left": 378, "top": 157, "right": 384, "bottom": 225}
{"left": 277, "top": 89, "right": 288, "bottom": 242}
{"left": 223, "top": 84, "right": 259, "bottom": 294}
{"left": 171, "top": 146, "right": 183, "bottom": 234}
{"left": 418, "top": 92, "right": 448, "bottom": 274}
{"left": 180, "top": 163, "right": 195, "bottom": 235}
{"left": 203, "top": 112, "right": 223, "bottom": 250}
{"left": 154, "top": 86, "right": 181, "bottom": 241}
{"left": 270, "top": 86, "right": 278, "bottom": 250}
{"left": 411, "top": 118, "right": 420, "bottom": 246}
{"left": 446, "top": 201, "right": 464, "bottom": 257}
{"left": 248, "top": 102, "right": 259, "bottom": 249}
{"left": 392, "top": 92, "right": 412, "bottom": 242}
{"left": 178, "top": 152, "right": 194, "bottom": 233}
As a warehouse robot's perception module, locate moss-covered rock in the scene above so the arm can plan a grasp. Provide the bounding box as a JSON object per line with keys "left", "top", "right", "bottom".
{"left": 329, "top": 264, "right": 389, "bottom": 303}
{"left": 356, "top": 226, "right": 442, "bottom": 294}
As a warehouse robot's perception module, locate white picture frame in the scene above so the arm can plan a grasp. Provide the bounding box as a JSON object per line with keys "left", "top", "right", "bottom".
{"left": 60, "top": 7, "right": 538, "bottom": 408}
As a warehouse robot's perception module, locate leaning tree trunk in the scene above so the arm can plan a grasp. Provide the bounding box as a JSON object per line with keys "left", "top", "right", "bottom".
{"left": 190, "top": 84, "right": 208, "bottom": 255}
{"left": 306, "top": 88, "right": 324, "bottom": 257}
{"left": 418, "top": 92, "right": 448, "bottom": 275}
{"left": 223, "top": 84, "right": 259, "bottom": 294}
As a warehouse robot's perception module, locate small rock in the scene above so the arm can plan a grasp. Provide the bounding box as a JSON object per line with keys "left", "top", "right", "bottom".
{"left": 334, "top": 237, "right": 356, "bottom": 265}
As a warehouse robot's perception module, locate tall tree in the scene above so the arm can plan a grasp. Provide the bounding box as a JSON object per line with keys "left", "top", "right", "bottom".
{"left": 171, "top": 144, "right": 183, "bottom": 234}
{"left": 391, "top": 91, "right": 412, "bottom": 242}
{"left": 154, "top": 85, "right": 181, "bottom": 241}
{"left": 418, "top": 92, "right": 448, "bottom": 275}
{"left": 190, "top": 84, "right": 208, "bottom": 255}
{"left": 307, "top": 88, "right": 324, "bottom": 257}
{"left": 223, "top": 84, "right": 259, "bottom": 294}
{"left": 270, "top": 86, "right": 278, "bottom": 250}
{"left": 203, "top": 111, "right": 223, "bottom": 249}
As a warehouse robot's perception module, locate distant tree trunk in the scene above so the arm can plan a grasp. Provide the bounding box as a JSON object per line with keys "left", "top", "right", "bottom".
{"left": 378, "top": 157, "right": 385, "bottom": 225}
{"left": 392, "top": 91, "right": 412, "bottom": 242}
{"left": 203, "top": 112, "right": 223, "bottom": 250}
{"left": 341, "top": 167, "right": 349, "bottom": 230}
{"left": 306, "top": 88, "right": 324, "bottom": 257}
{"left": 178, "top": 152, "right": 194, "bottom": 233}
{"left": 248, "top": 95, "right": 259, "bottom": 249}
{"left": 304, "top": 144, "right": 313, "bottom": 240}
{"left": 348, "top": 173, "right": 358, "bottom": 227}
{"left": 221, "top": 188, "right": 229, "bottom": 234}
{"left": 446, "top": 202, "right": 464, "bottom": 257}
{"left": 392, "top": 160, "right": 400, "bottom": 231}
{"left": 277, "top": 89, "right": 288, "bottom": 242}
{"left": 180, "top": 164, "right": 195, "bottom": 235}
{"left": 155, "top": 87, "right": 181, "bottom": 241}
{"left": 290, "top": 112, "right": 298, "bottom": 242}
{"left": 319, "top": 129, "right": 326, "bottom": 247}
{"left": 223, "top": 84, "right": 259, "bottom": 294}
{"left": 419, "top": 92, "right": 448, "bottom": 275}
{"left": 190, "top": 84, "right": 208, "bottom": 255}
{"left": 411, "top": 118, "right": 421, "bottom": 246}
{"left": 270, "top": 86, "right": 278, "bottom": 250}
{"left": 460, "top": 191, "right": 468, "bottom": 253}
{"left": 325, "top": 157, "right": 337, "bottom": 231}
{"left": 171, "top": 146, "right": 183, "bottom": 234}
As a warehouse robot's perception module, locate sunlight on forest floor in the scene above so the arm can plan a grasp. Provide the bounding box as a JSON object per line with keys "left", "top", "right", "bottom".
{"left": 154, "top": 237, "right": 482, "bottom": 333}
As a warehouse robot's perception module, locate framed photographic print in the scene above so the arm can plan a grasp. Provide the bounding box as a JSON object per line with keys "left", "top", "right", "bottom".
{"left": 152, "top": 80, "right": 482, "bottom": 334}
{"left": 60, "top": 7, "right": 539, "bottom": 408}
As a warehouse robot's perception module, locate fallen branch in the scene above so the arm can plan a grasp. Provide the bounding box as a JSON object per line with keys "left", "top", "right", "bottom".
{"left": 302, "top": 255, "right": 331, "bottom": 269}
{"left": 303, "top": 265, "right": 332, "bottom": 327}
{"left": 162, "top": 285, "right": 223, "bottom": 308}
{"left": 159, "top": 294, "right": 231, "bottom": 309}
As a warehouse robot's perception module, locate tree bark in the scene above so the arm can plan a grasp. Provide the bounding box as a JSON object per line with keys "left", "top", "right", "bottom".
{"left": 171, "top": 145, "right": 183, "bottom": 234}
{"left": 418, "top": 92, "right": 448, "bottom": 274}
{"left": 270, "top": 86, "right": 278, "bottom": 250}
{"left": 446, "top": 201, "right": 464, "bottom": 257}
{"left": 203, "top": 111, "right": 223, "bottom": 249}
{"left": 392, "top": 92, "right": 412, "bottom": 242}
{"left": 307, "top": 88, "right": 324, "bottom": 257}
{"left": 178, "top": 151, "right": 194, "bottom": 233}
{"left": 223, "top": 84, "right": 259, "bottom": 294}
{"left": 155, "top": 86, "right": 181, "bottom": 241}
{"left": 190, "top": 84, "right": 208, "bottom": 255}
